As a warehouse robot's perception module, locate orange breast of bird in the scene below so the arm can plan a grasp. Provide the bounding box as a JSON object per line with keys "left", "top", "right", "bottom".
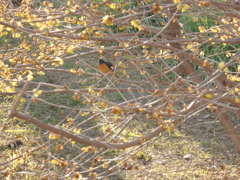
{"left": 99, "top": 59, "right": 114, "bottom": 74}
{"left": 99, "top": 64, "right": 113, "bottom": 73}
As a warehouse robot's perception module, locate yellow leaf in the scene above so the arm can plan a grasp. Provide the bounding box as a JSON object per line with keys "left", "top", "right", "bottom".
{"left": 72, "top": 92, "right": 81, "bottom": 101}
{"left": 112, "top": 106, "right": 123, "bottom": 115}
{"left": 56, "top": 144, "right": 64, "bottom": 151}
{"left": 140, "top": 70, "right": 146, "bottom": 75}
{"left": 80, "top": 30, "right": 89, "bottom": 40}
{"left": 27, "top": 74, "right": 34, "bottom": 81}
{"left": 181, "top": 4, "right": 191, "bottom": 12}
{"left": 235, "top": 97, "right": 240, "bottom": 104}
{"left": 49, "top": 133, "right": 61, "bottom": 140}
{"left": 237, "top": 65, "right": 240, "bottom": 72}
{"left": 223, "top": 67, "right": 229, "bottom": 73}
{"left": 152, "top": 3, "right": 163, "bottom": 14}
{"left": 108, "top": 3, "right": 119, "bottom": 9}
{"left": 165, "top": 123, "right": 175, "bottom": 134}
{"left": 13, "top": 33, "right": 21, "bottom": 38}
{"left": 118, "top": 61, "right": 126, "bottom": 68}
{"left": 88, "top": 86, "right": 96, "bottom": 95}
{"left": 99, "top": 101, "right": 108, "bottom": 108}
{"left": 20, "top": 98, "right": 26, "bottom": 103}
{"left": 81, "top": 112, "right": 90, "bottom": 117}
{"left": 144, "top": 0, "right": 153, "bottom": 3}
{"left": 27, "top": 72, "right": 34, "bottom": 81}
{"left": 131, "top": 20, "right": 143, "bottom": 31}
{"left": 128, "top": 132, "right": 140, "bottom": 137}
{"left": 207, "top": 104, "right": 218, "bottom": 112}
{"left": 187, "top": 86, "right": 195, "bottom": 93}
{"left": 142, "top": 45, "right": 151, "bottom": 49}
{"left": 67, "top": 45, "right": 75, "bottom": 54}
{"left": 218, "top": 61, "right": 225, "bottom": 69}
{"left": 121, "top": 69, "right": 129, "bottom": 77}
{"left": 114, "top": 51, "right": 122, "bottom": 56}
{"left": 67, "top": 118, "right": 74, "bottom": 123}
{"left": 73, "top": 128, "right": 81, "bottom": 134}
{"left": 98, "top": 45, "right": 105, "bottom": 54}
{"left": 55, "top": 57, "right": 64, "bottom": 66}
{"left": 51, "top": 159, "right": 60, "bottom": 165}
{"left": 102, "top": 162, "right": 110, "bottom": 169}
{"left": 138, "top": 108, "right": 145, "bottom": 112}
{"left": 202, "top": 60, "right": 211, "bottom": 68}
{"left": 73, "top": 172, "right": 82, "bottom": 179}
{"left": 60, "top": 161, "right": 68, "bottom": 168}
{"left": 118, "top": 25, "right": 126, "bottom": 31}
{"left": 33, "top": 90, "right": 42, "bottom": 97}
{"left": 173, "top": 0, "right": 181, "bottom": 4}
{"left": 71, "top": 141, "right": 76, "bottom": 144}
{"left": 5, "top": 86, "right": 15, "bottom": 93}
{"left": 70, "top": 69, "right": 77, "bottom": 73}
{"left": 102, "top": 15, "right": 114, "bottom": 26}
{"left": 81, "top": 146, "right": 95, "bottom": 152}
{"left": 37, "top": 71, "right": 45, "bottom": 75}
{"left": 198, "top": 1, "right": 210, "bottom": 7}
{"left": 234, "top": 88, "right": 240, "bottom": 93}
{"left": 123, "top": 42, "right": 129, "bottom": 48}
{"left": 204, "top": 93, "right": 215, "bottom": 99}
{"left": 198, "top": 26, "right": 206, "bottom": 33}
{"left": 94, "top": 31, "right": 104, "bottom": 38}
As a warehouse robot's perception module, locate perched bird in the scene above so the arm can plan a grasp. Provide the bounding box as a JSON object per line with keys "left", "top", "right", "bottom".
{"left": 7, "top": 140, "right": 23, "bottom": 150}
{"left": 98, "top": 59, "right": 114, "bottom": 74}
{"left": 0, "top": 140, "right": 23, "bottom": 152}
{"left": 11, "top": 0, "right": 22, "bottom": 7}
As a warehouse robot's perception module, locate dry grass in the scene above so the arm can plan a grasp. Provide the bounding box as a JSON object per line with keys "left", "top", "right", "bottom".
{"left": 1, "top": 66, "right": 239, "bottom": 180}
{"left": 125, "top": 115, "right": 240, "bottom": 180}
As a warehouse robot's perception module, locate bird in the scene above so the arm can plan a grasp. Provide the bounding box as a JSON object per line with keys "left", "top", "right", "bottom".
{"left": 0, "top": 140, "right": 23, "bottom": 152}
{"left": 98, "top": 59, "right": 114, "bottom": 74}
{"left": 7, "top": 140, "right": 23, "bottom": 150}
{"left": 11, "top": 0, "right": 22, "bottom": 7}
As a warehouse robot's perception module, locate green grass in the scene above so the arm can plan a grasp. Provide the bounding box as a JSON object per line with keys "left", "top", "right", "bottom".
{"left": 180, "top": 15, "right": 216, "bottom": 33}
